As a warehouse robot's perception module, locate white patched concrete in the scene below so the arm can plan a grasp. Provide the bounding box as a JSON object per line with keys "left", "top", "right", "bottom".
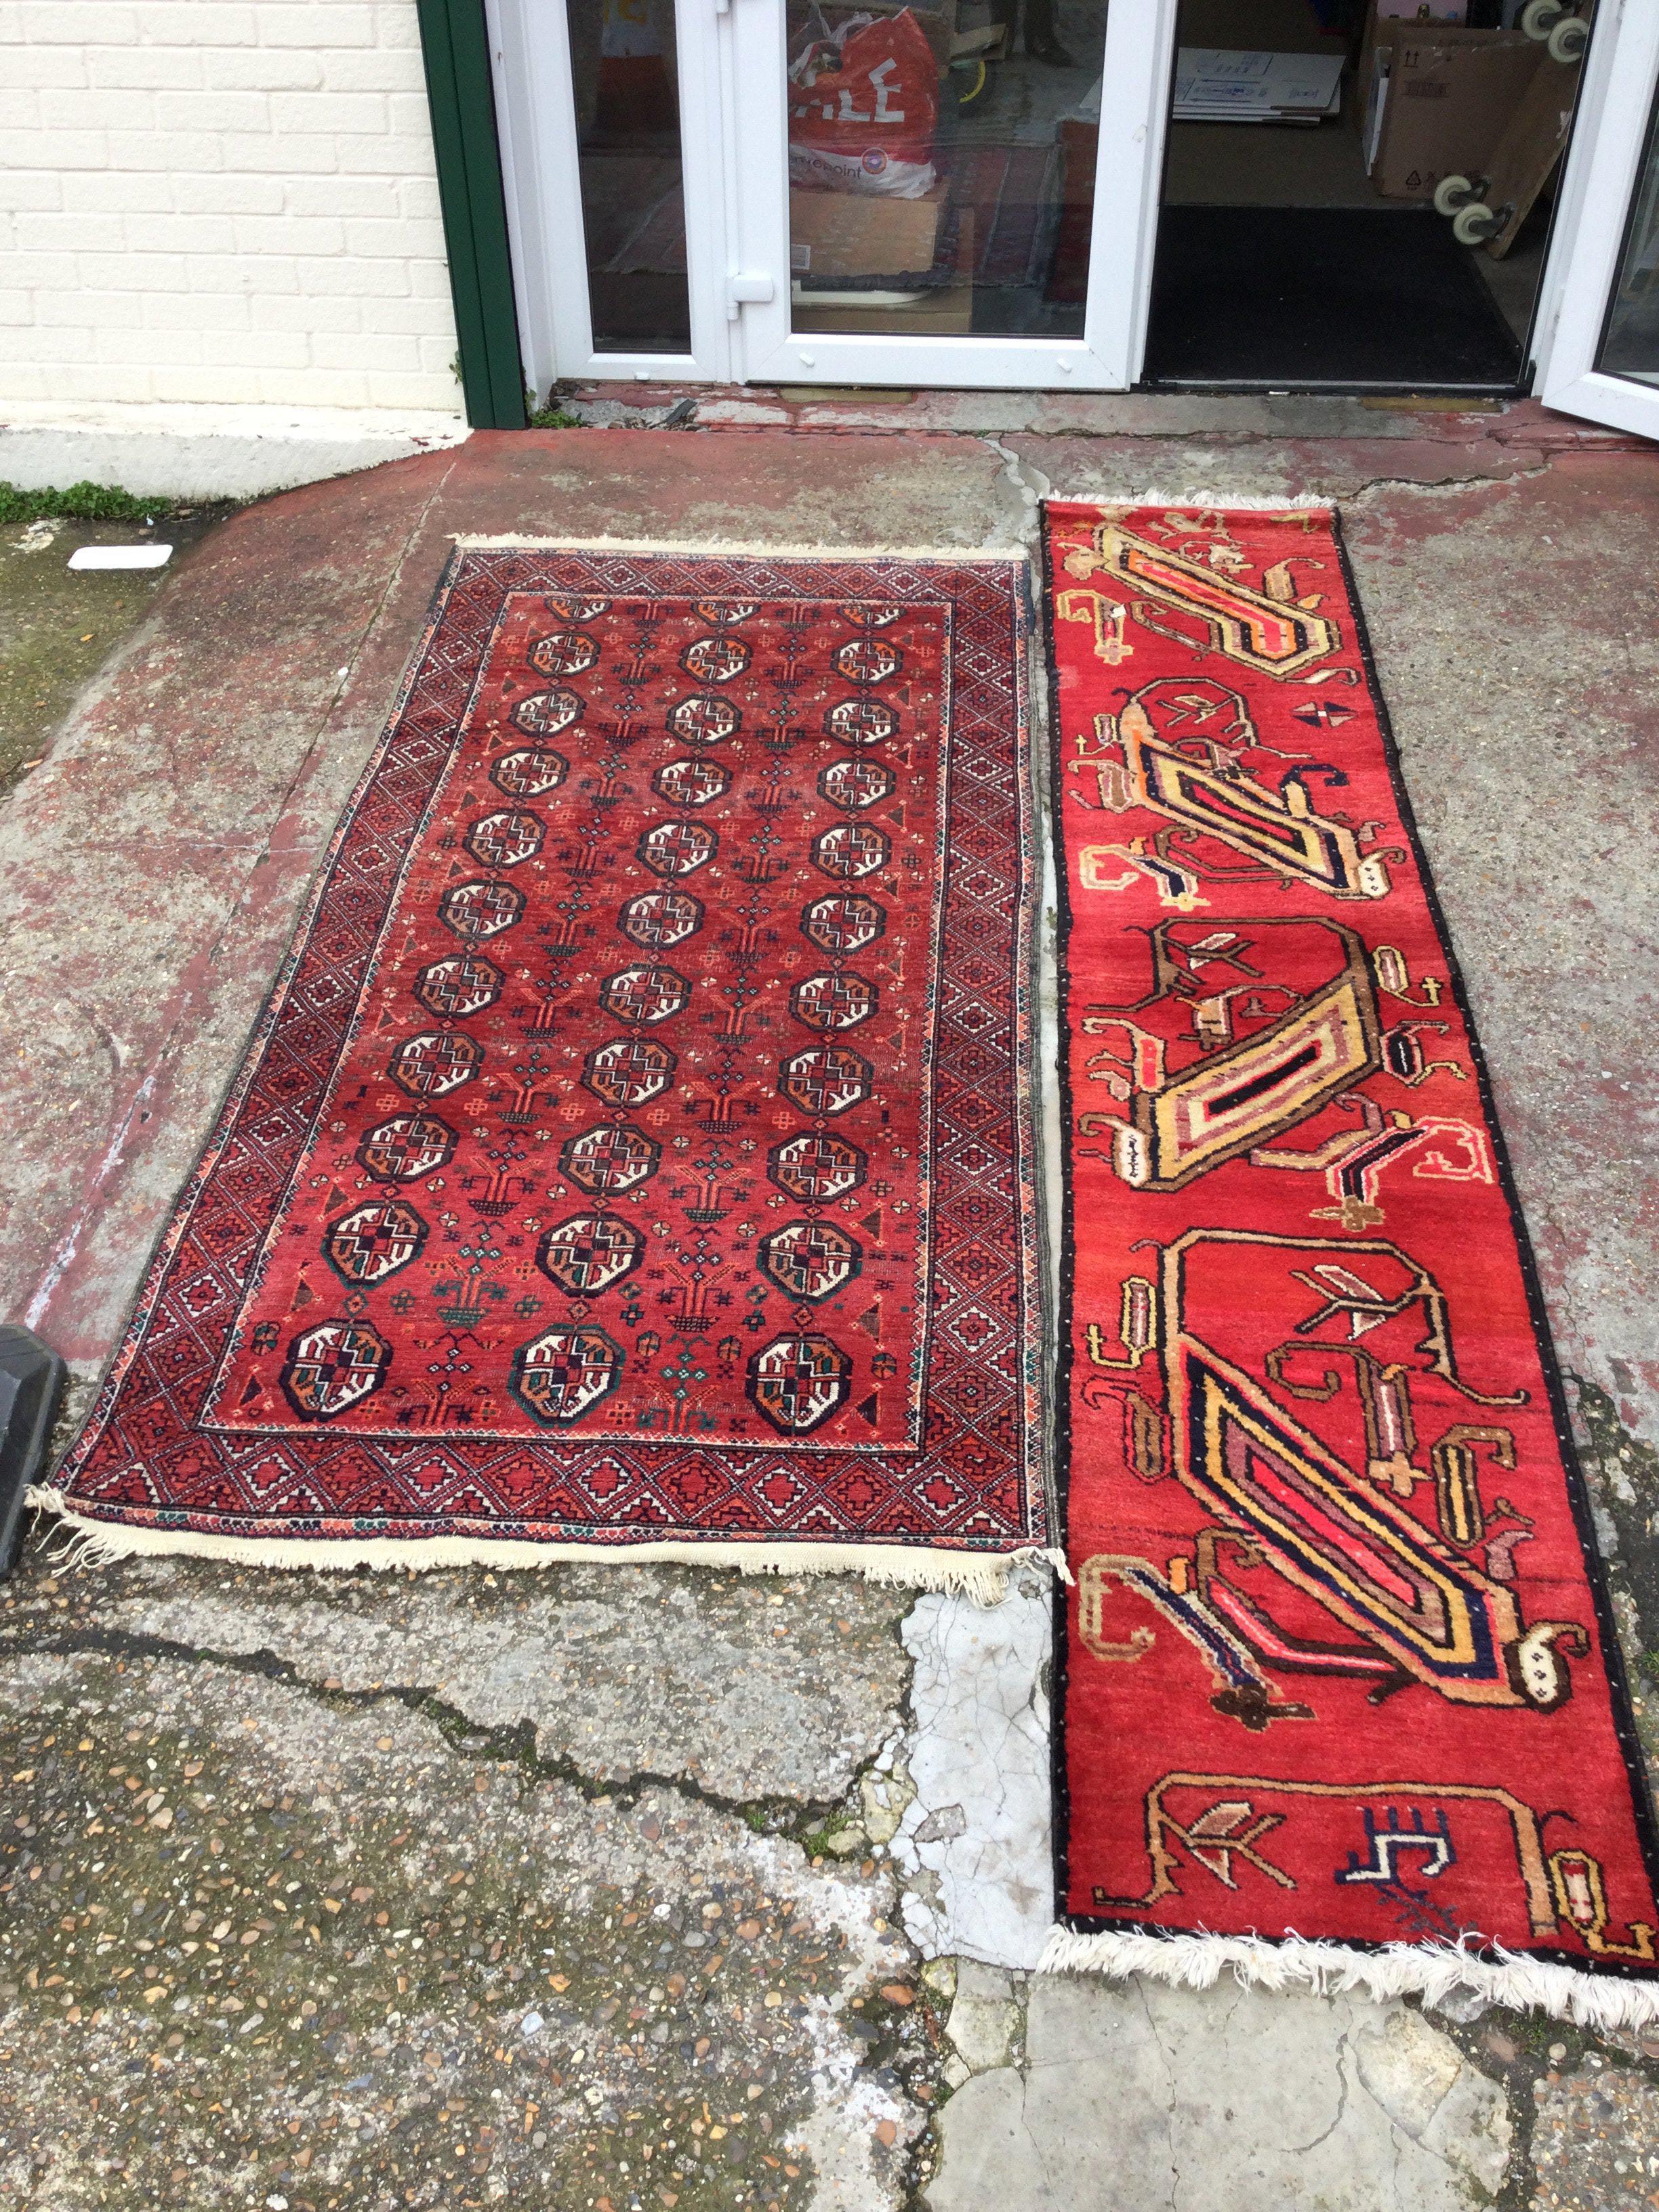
{"left": 893, "top": 1565, "right": 1054, "bottom": 1971}
{"left": 928, "top": 1978, "right": 1513, "bottom": 2212}
{"left": 0, "top": 0, "right": 464, "bottom": 415}
{"left": 0, "top": 397, "right": 468, "bottom": 498}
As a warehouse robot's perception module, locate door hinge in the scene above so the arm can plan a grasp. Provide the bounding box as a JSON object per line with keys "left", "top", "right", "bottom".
{"left": 727, "top": 272, "right": 776, "bottom": 317}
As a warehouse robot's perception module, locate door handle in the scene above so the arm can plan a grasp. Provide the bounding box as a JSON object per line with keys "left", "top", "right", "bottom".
{"left": 728, "top": 272, "right": 777, "bottom": 317}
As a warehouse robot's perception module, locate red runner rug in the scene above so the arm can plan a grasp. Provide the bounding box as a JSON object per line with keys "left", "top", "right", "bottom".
{"left": 1042, "top": 501, "right": 1659, "bottom": 2025}
{"left": 49, "top": 546, "right": 1046, "bottom": 1591}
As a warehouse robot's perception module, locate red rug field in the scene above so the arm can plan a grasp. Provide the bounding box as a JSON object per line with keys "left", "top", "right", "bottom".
{"left": 51, "top": 547, "right": 1046, "bottom": 1589}
{"left": 1042, "top": 501, "right": 1659, "bottom": 2022}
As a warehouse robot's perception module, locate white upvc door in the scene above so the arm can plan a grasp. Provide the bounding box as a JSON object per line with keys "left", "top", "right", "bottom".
{"left": 1534, "top": 0, "right": 1659, "bottom": 438}
{"left": 487, "top": 0, "right": 735, "bottom": 389}
{"left": 491, "top": 0, "right": 1178, "bottom": 396}
{"left": 728, "top": 0, "right": 1177, "bottom": 390}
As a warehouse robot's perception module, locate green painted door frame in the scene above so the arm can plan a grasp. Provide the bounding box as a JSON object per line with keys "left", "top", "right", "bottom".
{"left": 415, "top": 0, "right": 529, "bottom": 430}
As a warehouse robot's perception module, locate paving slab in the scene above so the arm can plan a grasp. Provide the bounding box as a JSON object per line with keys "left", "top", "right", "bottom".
{"left": 926, "top": 1978, "right": 1512, "bottom": 2212}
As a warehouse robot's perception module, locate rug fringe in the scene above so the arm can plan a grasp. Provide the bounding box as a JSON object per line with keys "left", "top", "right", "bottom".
{"left": 1081, "top": 492, "right": 1336, "bottom": 515}
{"left": 447, "top": 535, "right": 1029, "bottom": 559}
{"left": 28, "top": 1490, "right": 1061, "bottom": 1601}
{"left": 1037, "top": 1924, "right": 1659, "bottom": 2032}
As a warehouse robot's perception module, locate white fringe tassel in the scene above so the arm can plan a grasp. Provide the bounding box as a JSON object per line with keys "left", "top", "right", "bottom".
{"left": 447, "top": 534, "right": 1029, "bottom": 558}
{"left": 28, "top": 1488, "right": 1062, "bottom": 1603}
{"left": 1038, "top": 1923, "right": 1659, "bottom": 2033}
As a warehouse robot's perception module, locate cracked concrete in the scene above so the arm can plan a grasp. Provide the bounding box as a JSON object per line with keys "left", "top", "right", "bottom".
{"left": 3, "top": 396, "right": 1658, "bottom": 2206}
{"left": 890, "top": 1568, "right": 1053, "bottom": 1972}
{"left": 0, "top": 1641, "right": 927, "bottom": 2211}
{"left": 79, "top": 1556, "right": 912, "bottom": 1807}
{"left": 926, "top": 1980, "right": 1512, "bottom": 2212}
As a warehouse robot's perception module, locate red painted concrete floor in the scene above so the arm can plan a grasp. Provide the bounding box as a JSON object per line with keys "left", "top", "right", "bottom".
{"left": 0, "top": 396, "right": 1656, "bottom": 2207}
{"left": 0, "top": 405, "right": 1652, "bottom": 1498}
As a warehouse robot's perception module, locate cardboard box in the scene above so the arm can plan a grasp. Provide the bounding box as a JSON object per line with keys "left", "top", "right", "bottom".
{"left": 793, "top": 209, "right": 975, "bottom": 333}
{"left": 789, "top": 182, "right": 948, "bottom": 279}
{"left": 1362, "top": 22, "right": 1544, "bottom": 199}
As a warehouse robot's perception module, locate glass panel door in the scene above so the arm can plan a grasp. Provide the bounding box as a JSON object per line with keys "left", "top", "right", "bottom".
{"left": 731, "top": 0, "right": 1178, "bottom": 388}
{"left": 568, "top": 0, "right": 694, "bottom": 354}
{"left": 1597, "top": 84, "right": 1659, "bottom": 388}
{"left": 488, "top": 0, "right": 733, "bottom": 388}
{"left": 1536, "top": 0, "right": 1659, "bottom": 438}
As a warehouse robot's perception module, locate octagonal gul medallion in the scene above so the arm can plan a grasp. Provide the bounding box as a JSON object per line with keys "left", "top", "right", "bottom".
{"left": 791, "top": 971, "right": 876, "bottom": 1032}
{"left": 537, "top": 1212, "right": 644, "bottom": 1296}
{"left": 681, "top": 636, "right": 750, "bottom": 684}
{"left": 834, "top": 636, "right": 902, "bottom": 684}
{"left": 389, "top": 1029, "right": 483, "bottom": 1100}
{"left": 530, "top": 628, "right": 599, "bottom": 677}
{"left": 465, "top": 809, "right": 544, "bottom": 868}
{"left": 543, "top": 594, "right": 611, "bottom": 622}
{"left": 769, "top": 1130, "right": 867, "bottom": 1202}
{"left": 438, "top": 878, "right": 525, "bottom": 941}
{"left": 356, "top": 1113, "right": 456, "bottom": 1182}
{"left": 583, "top": 1036, "right": 676, "bottom": 1107}
{"left": 491, "top": 745, "right": 568, "bottom": 796}
{"left": 802, "top": 893, "right": 884, "bottom": 955}
{"left": 653, "top": 756, "right": 731, "bottom": 807}
{"left": 510, "top": 688, "right": 582, "bottom": 736}
{"left": 668, "top": 693, "right": 740, "bottom": 745}
{"left": 560, "top": 1122, "right": 661, "bottom": 1194}
{"left": 777, "top": 1043, "right": 872, "bottom": 1116}
{"left": 819, "top": 756, "right": 896, "bottom": 810}
{"left": 760, "top": 1221, "right": 862, "bottom": 1303}
{"left": 746, "top": 1332, "right": 851, "bottom": 1435}
{"left": 825, "top": 697, "right": 899, "bottom": 745}
{"left": 510, "top": 1324, "right": 623, "bottom": 1425}
{"left": 414, "top": 954, "right": 502, "bottom": 1019}
{"left": 280, "top": 1318, "right": 391, "bottom": 1421}
{"left": 325, "top": 1198, "right": 428, "bottom": 1287}
{"left": 812, "top": 821, "right": 890, "bottom": 880}
{"left": 638, "top": 819, "right": 717, "bottom": 878}
{"left": 620, "top": 888, "right": 703, "bottom": 950}
{"left": 600, "top": 964, "right": 690, "bottom": 1024}
{"left": 692, "top": 599, "right": 757, "bottom": 626}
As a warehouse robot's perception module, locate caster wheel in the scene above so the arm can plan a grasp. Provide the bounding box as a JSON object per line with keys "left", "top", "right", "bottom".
{"left": 1548, "top": 16, "right": 1587, "bottom": 62}
{"left": 1433, "top": 173, "right": 1477, "bottom": 218}
{"left": 1521, "top": 0, "right": 1564, "bottom": 39}
{"left": 1452, "top": 202, "right": 1502, "bottom": 246}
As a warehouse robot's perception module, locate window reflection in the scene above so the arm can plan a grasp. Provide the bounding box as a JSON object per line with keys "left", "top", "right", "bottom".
{"left": 1599, "top": 85, "right": 1659, "bottom": 388}
{"left": 566, "top": 0, "right": 693, "bottom": 354}
{"left": 785, "top": 0, "right": 1108, "bottom": 342}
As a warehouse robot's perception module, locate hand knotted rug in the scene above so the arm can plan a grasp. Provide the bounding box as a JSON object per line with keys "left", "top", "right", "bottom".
{"left": 1040, "top": 501, "right": 1659, "bottom": 2027}
{"left": 46, "top": 545, "right": 1046, "bottom": 1593}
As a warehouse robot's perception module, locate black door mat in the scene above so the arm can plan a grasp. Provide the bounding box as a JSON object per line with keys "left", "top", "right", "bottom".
{"left": 1144, "top": 204, "right": 1525, "bottom": 388}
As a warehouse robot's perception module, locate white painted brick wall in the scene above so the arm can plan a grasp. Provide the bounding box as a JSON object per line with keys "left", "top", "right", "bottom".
{"left": 0, "top": 0, "right": 465, "bottom": 413}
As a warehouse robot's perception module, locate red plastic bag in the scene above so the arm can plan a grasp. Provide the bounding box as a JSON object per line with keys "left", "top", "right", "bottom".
{"left": 788, "top": 11, "right": 939, "bottom": 199}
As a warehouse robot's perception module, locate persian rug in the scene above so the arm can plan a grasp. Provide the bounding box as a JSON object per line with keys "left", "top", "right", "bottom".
{"left": 1040, "top": 501, "right": 1659, "bottom": 2027}
{"left": 45, "top": 546, "right": 1047, "bottom": 1591}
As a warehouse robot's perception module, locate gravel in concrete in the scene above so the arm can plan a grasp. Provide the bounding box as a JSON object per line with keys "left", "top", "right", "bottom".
{"left": 0, "top": 1636, "right": 935, "bottom": 2211}
{"left": 1531, "top": 2055, "right": 1659, "bottom": 2208}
